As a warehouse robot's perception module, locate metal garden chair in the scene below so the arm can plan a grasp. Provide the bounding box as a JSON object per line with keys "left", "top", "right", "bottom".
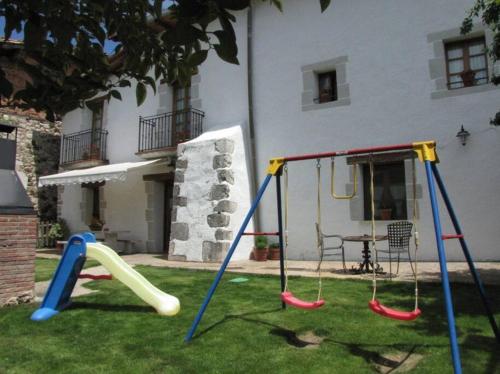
{"left": 378, "top": 221, "right": 413, "bottom": 278}
{"left": 315, "top": 223, "right": 346, "bottom": 272}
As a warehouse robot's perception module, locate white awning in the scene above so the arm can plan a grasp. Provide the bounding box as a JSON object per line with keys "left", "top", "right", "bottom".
{"left": 39, "top": 160, "right": 161, "bottom": 187}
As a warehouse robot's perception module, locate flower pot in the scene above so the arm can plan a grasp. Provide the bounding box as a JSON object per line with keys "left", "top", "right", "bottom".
{"left": 55, "top": 241, "right": 65, "bottom": 254}
{"left": 268, "top": 247, "right": 281, "bottom": 260}
{"left": 379, "top": 209, "right": 392, "bottom": 220}
{"left": 253, "top": 248, "right": 269, "bottom": 261}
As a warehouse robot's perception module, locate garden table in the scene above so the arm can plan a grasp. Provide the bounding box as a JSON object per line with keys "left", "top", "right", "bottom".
{"left": 343, "top": 234, "right": 387, "bottom": 274}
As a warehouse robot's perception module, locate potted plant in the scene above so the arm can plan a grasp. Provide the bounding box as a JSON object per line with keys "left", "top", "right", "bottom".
{"left": 253, "top": 235, "right": 269, "bottom": 261}
{"left": 48, "top": 219, "right": 70, "bottom": 253}
{"left": 268, "top": 241, "right": 281, "bottom": 260}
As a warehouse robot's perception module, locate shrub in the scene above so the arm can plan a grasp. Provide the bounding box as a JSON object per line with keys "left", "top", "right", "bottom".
{"left": 47, "top": 219, "right": 70, "bottom": 241}
{"left": 254, "top": 236, "right": 268, "bottom": 250}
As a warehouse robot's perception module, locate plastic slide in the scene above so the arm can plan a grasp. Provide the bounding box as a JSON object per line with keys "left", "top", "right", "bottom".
{"left": 31, "top": 233, "right": 180, "bottom": 321}
{"left": 85, "top": 242, "right": 180, "bottom": 316}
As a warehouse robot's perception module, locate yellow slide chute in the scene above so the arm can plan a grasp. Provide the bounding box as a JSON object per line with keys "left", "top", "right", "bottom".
{"left": 86, "top": 243, "right": 180, "bottom": 316}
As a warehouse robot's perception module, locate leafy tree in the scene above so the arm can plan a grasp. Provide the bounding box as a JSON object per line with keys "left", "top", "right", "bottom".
{"left": 462, "top": 0, "right": 500, "bottom": 126}
{"left": 0, "top": 0, "right": 331, "bottom": 120}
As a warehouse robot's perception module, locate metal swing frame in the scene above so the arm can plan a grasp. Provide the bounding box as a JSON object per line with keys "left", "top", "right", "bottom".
{"left": 184, "top": 140, "right": 499, "bottom": 374}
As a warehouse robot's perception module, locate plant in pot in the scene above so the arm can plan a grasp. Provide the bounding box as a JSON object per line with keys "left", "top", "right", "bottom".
{"left": 268, "top": 241, "right": 281, "bottom": 260}
{"left": 48, "top": 219, "right": 70, "bottom": 253}
{"left": 253, "top": 235, "right": 269, "bottom": 261}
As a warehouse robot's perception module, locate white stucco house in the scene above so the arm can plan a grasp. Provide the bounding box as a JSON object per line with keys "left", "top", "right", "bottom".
{"left": 41, "top": 0, "right": 500, "bottom": 262}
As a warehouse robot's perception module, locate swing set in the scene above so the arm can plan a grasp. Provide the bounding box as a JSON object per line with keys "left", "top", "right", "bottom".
{"left": 185, "top": 141, "right": 499, "bottom": 374}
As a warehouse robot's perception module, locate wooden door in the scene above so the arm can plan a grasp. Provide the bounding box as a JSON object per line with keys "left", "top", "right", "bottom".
{"left": 172, "top": 83, "right": 191, "bottom": 143}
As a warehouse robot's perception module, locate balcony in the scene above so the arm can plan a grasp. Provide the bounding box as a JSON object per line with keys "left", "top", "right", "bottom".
{"left": 60, "top": 129, "right": 108, "bottom": 169}
{"left": 137, "top": 108, "right": 204, "bottom": 159}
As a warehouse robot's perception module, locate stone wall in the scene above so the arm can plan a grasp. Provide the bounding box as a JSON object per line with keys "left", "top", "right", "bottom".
{"left": 168, "top": 124, "right": 254, "bottom": 262}
{"left": 0, "top": 214, "right": 36, "bottom": 306}
{"left": 0, "top": 112, "right": 61, "bottom": 220}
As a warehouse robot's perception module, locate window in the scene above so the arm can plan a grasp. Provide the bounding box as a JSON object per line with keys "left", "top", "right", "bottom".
{"left": 445, "top": 38, "right": 488, "bottom": 89}
{"left": 362, "top": 162, "right": 407, "bottom": 221}
{"left": 317, "top": 71, "right": 338, "bottom": 103}
{"left": 301, "top": 56, "right": 350, "bottom": 111}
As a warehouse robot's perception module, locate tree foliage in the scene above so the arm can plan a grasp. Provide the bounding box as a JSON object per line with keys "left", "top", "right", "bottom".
{"left": 462, "top": 0, "right": 500, "bottom": 125}
{"left": 462, "top": 0, "right": 500, "bottom": 84}
{"left": 0, "top": 0, "right": 331, "bottom": 120}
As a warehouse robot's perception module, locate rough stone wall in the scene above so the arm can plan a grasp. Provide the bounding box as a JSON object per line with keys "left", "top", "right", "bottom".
{"left": 0, "top": 112, "right": 61, "bottom": 218}
{"left": 169, "top": 125, "right": 254, "bottom": 262}
{"left": 0, "top": 214, "right": 36, "bottom": 306}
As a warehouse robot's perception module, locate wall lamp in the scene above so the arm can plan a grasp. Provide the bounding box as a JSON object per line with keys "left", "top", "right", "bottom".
{"left": 456, "top": 125, "right": 470, "bottom": 146}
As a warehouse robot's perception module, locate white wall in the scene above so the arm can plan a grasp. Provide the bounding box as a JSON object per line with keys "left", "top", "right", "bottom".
{"left": 251, "top": 0, "right": 500, "bottom": 261}
{"left": 60, "top": 2, "right": 500, "bottom": 261}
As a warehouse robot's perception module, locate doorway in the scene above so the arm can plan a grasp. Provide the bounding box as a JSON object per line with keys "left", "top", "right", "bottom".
{"left": 163, "top": 181, "right": 174, "bottom": 255}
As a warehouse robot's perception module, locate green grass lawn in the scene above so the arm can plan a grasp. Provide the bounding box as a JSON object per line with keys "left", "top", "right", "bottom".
{"left": 1, "top": 266, "right": 499, "bottom": 373}
{"left": 35, "top": 258, "right": 101, "bottom": 282}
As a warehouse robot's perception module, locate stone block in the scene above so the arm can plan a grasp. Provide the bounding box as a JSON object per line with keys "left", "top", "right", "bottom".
{"left": 215, "top": 229, "right": 233, "bottom": 241}
{"left": 202, "top": 241, "right": 230, "bottom": 262}
{"left": 171, "top": 206, "right": 177, "bottom": 222}
{"left": 215, "top": 139, "right": 235, "bottom": 154}
{"left": 171, "top": 222, "right": 189, "bottom": 241}
{"left": 209, "top": 184, "right": 230, "bottom": 200}
{"left": 169, "top": 254, "right": 187, "bottom": 261}
{"left": 174, "top": 196, "right": 187, "bottom": 207}
{"left": 174, "top": 170, "right": 184, "bottom": 183}
{"left": 214, "top": 200, "right": 237, "bottom": 213}
{"left": 176, "top": 159, "right": 188, "bottom": 169}
{"left": 207, "top": 213, "right": 230, "bottom": 227}
{"left": 213, "top": 154, "right": 232, "bottom": 169}
{"left": 173, "top": 184, "right": 180, "bottom": 197}
{"left": 217, "top": 169, "right": 234, "bottom": 184}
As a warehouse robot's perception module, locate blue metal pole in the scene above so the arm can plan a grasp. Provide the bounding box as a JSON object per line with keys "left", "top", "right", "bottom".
{"left": 424, "top": 160, "right": 462, "bottom": 374}
{"left": 275, "top": 172, "right": 286, "bottom": 309}
{"left": 431, "top": 163, "right": 500, "bottom": 342}
{"left": 184, "top": 174, "right": 273, "bottom": 342}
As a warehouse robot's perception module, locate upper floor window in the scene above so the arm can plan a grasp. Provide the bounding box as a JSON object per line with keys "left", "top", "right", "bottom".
{"left": 445, "top": 37, "right": 488, "bottom": 89}
{"left": 362, "top": 161, "right": 407, "bottom": 221}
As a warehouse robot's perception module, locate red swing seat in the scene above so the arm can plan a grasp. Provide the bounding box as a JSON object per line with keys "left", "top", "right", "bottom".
{"left": 281, "top": 291, "right": 325, "bottom": 310}
{"left": 369, "top": 299, "right": 421, "bottom": 321}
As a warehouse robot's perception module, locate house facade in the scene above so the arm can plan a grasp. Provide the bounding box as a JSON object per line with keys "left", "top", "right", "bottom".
{"left": 52, "top": 0, "right": 500, "bottom": 261}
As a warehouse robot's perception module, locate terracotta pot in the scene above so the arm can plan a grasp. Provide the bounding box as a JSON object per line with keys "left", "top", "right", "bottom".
{"left": 253, "top": 248, "right": 269, "bottom": 261}
{"left": 268, "top": 247, "right": 281, "bottom": 260}
{"left": 379, "top": 209, "right": 392, "bottom": 220}
{"left": 55, "top": 241, "right": 65, "bottom": 254}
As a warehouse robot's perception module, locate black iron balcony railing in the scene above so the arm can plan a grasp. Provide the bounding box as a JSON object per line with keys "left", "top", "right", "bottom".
{"left": 138, "top": 108, "right": 204, "bottom": 153}
{"left": 60, "top": 129, "right": 108, "bottom": 165}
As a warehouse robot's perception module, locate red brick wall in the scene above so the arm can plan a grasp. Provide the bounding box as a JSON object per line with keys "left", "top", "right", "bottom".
{"left": 0, "top": 214, "right": 36, "bottom": 306}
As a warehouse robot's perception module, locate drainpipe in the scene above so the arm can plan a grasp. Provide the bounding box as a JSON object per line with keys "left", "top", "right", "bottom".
{"left": 247, "top": 3, "right": 261, "bottom": 231}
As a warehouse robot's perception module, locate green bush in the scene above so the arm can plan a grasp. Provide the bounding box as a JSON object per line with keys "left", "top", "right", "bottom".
{"left": 254, "top": 236, "right": 268, "bottom": 250}
{"left": 269, "top": 242, "right": 280, "bottom": 249}
{"left": 47, "top": 219, "right": 70, "bottom": 241}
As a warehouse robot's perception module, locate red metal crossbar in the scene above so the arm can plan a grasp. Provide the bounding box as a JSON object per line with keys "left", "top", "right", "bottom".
{"left": 441, "top": 234, "right": 464, "bottom": 240}
{"left": 283, "top": 143, "right": 415, "bottom": 162}
{"left": 78, "top": 274, "right": 112, "bottom": 280}
{"left": 242, "top": 232, "right": 279, "bottom": 236}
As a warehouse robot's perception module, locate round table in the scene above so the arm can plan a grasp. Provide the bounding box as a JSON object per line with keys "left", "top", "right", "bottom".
{"left": 343, "top": 234, "right": 388, "bottom": 274}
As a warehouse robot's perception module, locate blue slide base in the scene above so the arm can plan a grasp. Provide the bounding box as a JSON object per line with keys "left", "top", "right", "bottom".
{"left": 31, "top": 233, "right": 95, "bottom": 322}
{"left": 31, "top": 308, "right": 59, "bottom": 321}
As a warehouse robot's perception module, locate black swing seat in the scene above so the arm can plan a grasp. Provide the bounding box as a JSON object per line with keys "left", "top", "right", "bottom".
{"left": 281, "top": 291, "right": 325, "bottom": 310}
{"left": 369, "top": 299, "right": 421, "bottom": 321}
